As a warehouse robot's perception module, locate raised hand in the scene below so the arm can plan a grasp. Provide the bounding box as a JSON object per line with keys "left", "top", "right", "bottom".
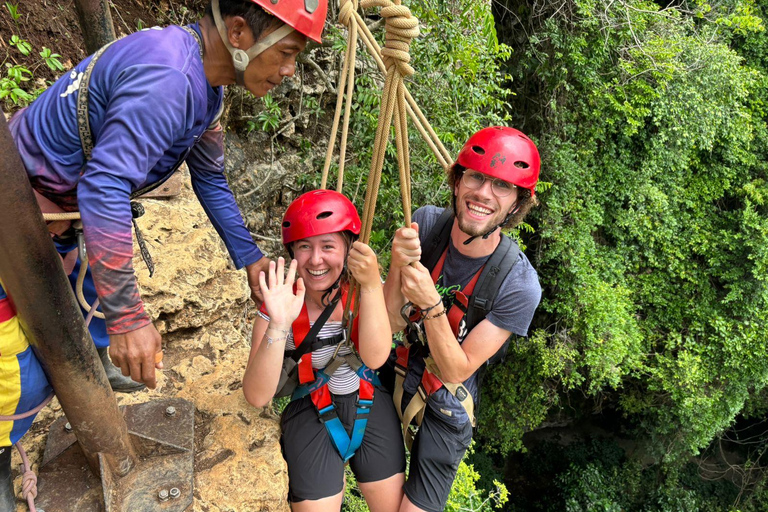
{"left": 259, "top": 257, "right": 305, "bottom": 328}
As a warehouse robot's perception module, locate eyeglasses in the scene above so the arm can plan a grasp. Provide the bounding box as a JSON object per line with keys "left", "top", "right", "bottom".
{"left": 461, "top": 170, "right": 517, "bottom": 197}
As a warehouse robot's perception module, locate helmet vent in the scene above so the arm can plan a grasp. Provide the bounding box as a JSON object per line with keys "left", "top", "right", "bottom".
{"left": 316, "top": 211, "right": 333, "bottom": 220}
{"left": 282, "top": 221, "right": 291, "bottom": 228}
{"left": 514, "top": 161, "right": 530, "bottom": 169}
{"left": 471, "top": 146, "right": 486, "bottom": 155}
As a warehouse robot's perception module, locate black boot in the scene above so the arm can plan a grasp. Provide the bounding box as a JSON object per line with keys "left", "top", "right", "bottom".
{"left": 0, "top": 446, "right": 16, "bottom": 512}
{"left": 97, "top": 347, "right": 146, "bottom": 393}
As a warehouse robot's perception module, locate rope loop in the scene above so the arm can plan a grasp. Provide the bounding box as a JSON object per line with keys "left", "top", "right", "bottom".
{"left": 338, "top": 0, "right": 359, "bottom": 26}
{"left": 360, "top": 0, "right": 419, "bottom": 77}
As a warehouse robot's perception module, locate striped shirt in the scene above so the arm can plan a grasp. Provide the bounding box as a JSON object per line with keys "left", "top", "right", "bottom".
{"left": 259, "top": 313, "right": 360, "bottom": 395}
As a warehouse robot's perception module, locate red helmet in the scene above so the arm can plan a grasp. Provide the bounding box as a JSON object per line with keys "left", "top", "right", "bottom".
{"left": 455, "top": 126, "right": 540, "bottom": 196}
{"left": 250, "top": 0, "right": 328, "bottom": 44}
{"left": 282, "top": 190, "right": 361, "bottom": 245}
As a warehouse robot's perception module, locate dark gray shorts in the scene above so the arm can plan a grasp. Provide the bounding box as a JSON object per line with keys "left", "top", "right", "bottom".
{"left": 404, "top": 403, "right": 473, "bottom": 512}
{"left": 281, "top": 388, "right": 406, "bottom": 502}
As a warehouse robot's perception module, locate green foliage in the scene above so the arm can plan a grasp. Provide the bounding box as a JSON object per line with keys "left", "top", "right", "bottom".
{"left": 341, "top": 466, "right": 369, "bottom": 512}
{"left": 340, "top": 442, "right": 507, "bottom": 512}
{"left": 9, "top": 34, "right": 31, "bottom": 56}
{"left": 247, "top": 93, "right": 282, "bottom": 133}
{"left": 478, "top": 331, "right": 578, "bottom": 454}
{"left": 4, "top": 2, "right": 20, "bottom": 21}
{"left": 480, "top": 0, "right": 768, "bottom": 471}
{"left": 39, "top": 47, "right": 64, "bottom": 72}
{"left": 0, "top": 63, "right": 34, "bottom": 107}
{"left": 445, "top": 444, "right": 509, "bottom": 512}
{"left": 506, "top": 434, "right": 741, "bottom": 512}
{"left": 2, "top": 29, "right": 66, "bottom": 109}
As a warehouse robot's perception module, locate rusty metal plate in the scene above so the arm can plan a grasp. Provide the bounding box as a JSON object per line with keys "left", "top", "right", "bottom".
{"left": 36, "top": 398, "right": 194, "bottom": 512}
{"left": 137, "top": 172, "right": 184, "bottom": 199}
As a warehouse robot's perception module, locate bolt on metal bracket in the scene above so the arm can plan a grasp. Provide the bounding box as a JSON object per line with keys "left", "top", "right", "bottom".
{"left": 35, "top": 398, "right": 195, "bottom": 512}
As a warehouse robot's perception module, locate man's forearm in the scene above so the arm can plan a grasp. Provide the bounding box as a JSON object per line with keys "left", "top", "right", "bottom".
{"left": 383, "top": 267, "right": 408, "bottom": 332}
{"left": 422, "top": 311, "right": 472, "bottom": 383}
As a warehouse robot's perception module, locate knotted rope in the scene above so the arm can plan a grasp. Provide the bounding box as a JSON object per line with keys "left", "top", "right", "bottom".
{"left": 323, "top": 0, "right": 448, "bottom": 327}
{"left": 321, "top": 0, "right": 453, "bottom": 199}
{"left": 0, "top": 393, "right": 54, "bottom": 512}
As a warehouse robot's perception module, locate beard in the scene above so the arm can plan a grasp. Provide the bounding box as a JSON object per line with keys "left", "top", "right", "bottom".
{"left": 455, "top": 197, "right": 509, "bottom": 238}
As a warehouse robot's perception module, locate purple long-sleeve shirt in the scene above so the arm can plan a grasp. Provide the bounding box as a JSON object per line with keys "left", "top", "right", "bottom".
{"left": 10, "top": 24, "right": 263, "bottom": 335}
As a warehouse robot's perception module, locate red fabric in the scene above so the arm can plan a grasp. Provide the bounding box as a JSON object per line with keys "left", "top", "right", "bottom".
{"left": 418, "top": 247, "right": 484, "bottom": 396}
{"left": 0, "top": 297, "right": 16, "bottom": 324}
{"left": 291, "top": 303, "right": 314, "bottom": 384}
{"left": 311, "top": 383, "right": 332, "bottom": 410}
{"left": 396, "top": 345, "right": 409, "bottom": 368}
{"left": 359, "top": 378, "right": 374, "bottom": 400}
{"left": 430, "top": 247, "right": 483, "bottom": 338}
{"left": 422, "top": 370, "right": 443, "bottom": 396}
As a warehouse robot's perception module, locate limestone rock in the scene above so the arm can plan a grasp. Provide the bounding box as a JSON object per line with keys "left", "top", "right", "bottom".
{"left": 13, "top": 170, "right": 287, "bottom": 511}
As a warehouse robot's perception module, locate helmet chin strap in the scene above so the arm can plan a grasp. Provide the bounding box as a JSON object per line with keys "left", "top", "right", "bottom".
{"left": 462, "top": 204, "right": 519, "bottom": 246}
{"left": 211, "top": 0, "right": 295, "bottom": 86}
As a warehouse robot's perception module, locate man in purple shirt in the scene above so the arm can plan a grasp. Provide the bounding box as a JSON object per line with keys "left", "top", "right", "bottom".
{"left": 0, "top": 4, "right": 328, "bottom": 502}
{"left": 2, "top": 1, "right": 328, "bottom": 504}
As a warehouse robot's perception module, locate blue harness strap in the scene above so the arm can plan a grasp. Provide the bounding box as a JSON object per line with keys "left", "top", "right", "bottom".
{"left": 293, "top": 363, "right": 380, "bottom": 462}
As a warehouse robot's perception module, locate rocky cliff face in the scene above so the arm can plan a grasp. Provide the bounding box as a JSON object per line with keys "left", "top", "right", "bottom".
{"left": 14, "top": 168, "right": 290, "bottom": 512}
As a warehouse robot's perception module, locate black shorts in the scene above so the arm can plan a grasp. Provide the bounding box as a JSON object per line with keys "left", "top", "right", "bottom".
{"left": 280, "top": 387, "right": 406, "bottom": 502}
{"left": 404, "top": 403, "right": 473, "bottom": 512}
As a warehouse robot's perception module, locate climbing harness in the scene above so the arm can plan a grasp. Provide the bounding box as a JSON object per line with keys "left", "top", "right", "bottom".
{"left": 275, "top": 291, "right": 344, "bottom": 398}
{"left": 392, "top": 208, "right": 521, "bottom": 449}
{"left": 284, "top": 287, "right": 378, "bottom": 462}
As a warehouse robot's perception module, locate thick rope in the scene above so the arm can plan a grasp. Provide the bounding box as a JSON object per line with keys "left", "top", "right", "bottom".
{"left": 0, "top": 393, "right": 54, "bottom": 511}
{"left": 321, "top": 0, "right": 359, "bottom": 191}
{"left": 358, "top": 0, "right": 419, "bottom": 233}
{"left": 326, "top": 0, "right": 421, "bottom": 324}
{"left": 321, "top": 0, "right": 452, "bottom": 192}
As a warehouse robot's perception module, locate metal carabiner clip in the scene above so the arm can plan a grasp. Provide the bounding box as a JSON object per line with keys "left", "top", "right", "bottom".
{"left": 401, "top": 302, "right": 426, "bottom": 345}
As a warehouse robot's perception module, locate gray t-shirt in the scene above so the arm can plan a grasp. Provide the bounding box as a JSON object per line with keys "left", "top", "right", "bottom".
{"left": 414, "top": 205, "right": 541, "bottom": 337}
{"left": 397, "top": 205, "right": 541, "bottom": 427}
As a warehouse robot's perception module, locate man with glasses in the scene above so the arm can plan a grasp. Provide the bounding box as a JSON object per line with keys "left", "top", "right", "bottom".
{"left": 383, "top": 127, "right": 542, "bottom": 512}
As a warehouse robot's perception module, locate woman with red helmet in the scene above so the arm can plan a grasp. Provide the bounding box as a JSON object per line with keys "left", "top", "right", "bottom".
{"left": 243, "top": 190, "right": 405, "bottom": 512}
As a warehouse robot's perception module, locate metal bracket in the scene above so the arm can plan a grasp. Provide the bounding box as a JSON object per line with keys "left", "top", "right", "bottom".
{"left": 36, "top": 398, "right": 195, "bottom": 511}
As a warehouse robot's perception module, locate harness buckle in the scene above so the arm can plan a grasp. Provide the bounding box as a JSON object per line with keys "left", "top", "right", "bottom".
{"left": 401, "top": 302, "right": 427, "bottom": 346}
{"left": 317, "top": 405, "right": 338, "bottom": 424}
{"left": 356, "top": 398, "right": 374, "bottom": 411}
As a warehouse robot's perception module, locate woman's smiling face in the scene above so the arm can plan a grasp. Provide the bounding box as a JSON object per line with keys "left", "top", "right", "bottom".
{"left": 292, "top": 232, "right": 347, "bottom": 293}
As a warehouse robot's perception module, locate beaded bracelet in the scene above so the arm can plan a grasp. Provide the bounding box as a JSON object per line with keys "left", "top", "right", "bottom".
{"left": 424, "top": 307, "right": 447, "bottom": 321}
{"left": 265, "top": 335, "right": 287, "bottom": 348}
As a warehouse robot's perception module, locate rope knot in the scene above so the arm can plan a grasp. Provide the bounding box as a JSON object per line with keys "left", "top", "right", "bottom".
{"left": 338, "top": 0, "right": 359, "bottom": 26}
{"left": 21, "top": 467, "right": 38, "bottom": 500}
{"left": 361, "top": 0, "right": 420, "bottom": 77}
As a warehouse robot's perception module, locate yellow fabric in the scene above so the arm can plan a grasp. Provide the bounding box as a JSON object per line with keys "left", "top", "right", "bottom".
{"left": 0, "top": 313, "right": 28, "bottom": 445}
